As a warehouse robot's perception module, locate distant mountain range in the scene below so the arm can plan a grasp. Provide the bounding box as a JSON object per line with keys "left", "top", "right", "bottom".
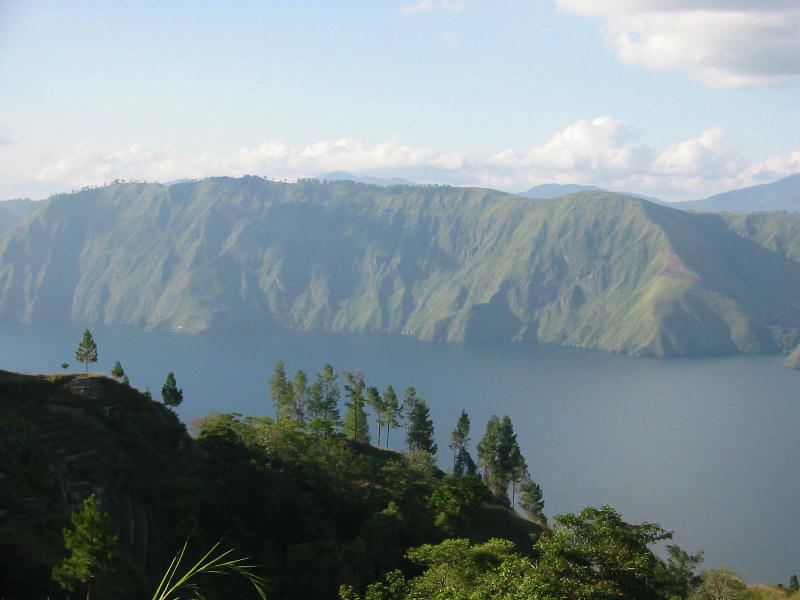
{"left": 518, "top": 183, "right": 667, "bottom": 205}
{"left": 320, "top": 171, "right": 417, "bottom": 187}
{"left": 675, "top": 173, "right": 800, "bottom": 213}
{"left": 4, "top": 177, "right": 800, "bottom": 357}
{"left": 520, "top": 174, "right": 800, "bottom": 214}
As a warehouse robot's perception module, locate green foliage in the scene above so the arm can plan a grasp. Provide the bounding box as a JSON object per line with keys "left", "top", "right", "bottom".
{"left": 111, "top": 360, "right": 125, "bottom": 380}
{"left": 383, "top": 385, "right": 402, "bottom": 447}
{"left": 477, "top": 415, "right": 526, "bottom": 501}
{"left": 518, "top": 475, "right": 546, "bottom": 525}
{"left": 291, "top": 369, "right": 309, "bottom": 422}
{"left": 663, "top": 544, "right": 704, "bottom": 599}
{"left": 405, "top": 389, "right": 436, "bottom": 456}
{"left": 61, "top": 362, "right": 69, "bottom": 371}
{"left": 150, "top": 541, "right": 266, "bottom": 600}
{"left": 52, "top": 494, "right": 119, "bottom": 598}
{"left": 791, "top": 575, "right": 799, "bottom": 592}
{"left": 161, "top": 372, "right": 183, "bottom": 408}
{"left": 76, "top": 329, "right": 98, "bottom": 372}
{"left": 269, "top": 361, "right": 295, "bottom": 422}
{"left": 344, "top": 371, "right": 370, "bottom": 443}
{"left": 691, "top": 567, "right": 747, "bottom": 600}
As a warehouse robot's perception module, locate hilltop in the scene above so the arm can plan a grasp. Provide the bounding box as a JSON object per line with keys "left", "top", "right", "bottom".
{"left": 3, "top": 178, "right": 800, "bottom": 356}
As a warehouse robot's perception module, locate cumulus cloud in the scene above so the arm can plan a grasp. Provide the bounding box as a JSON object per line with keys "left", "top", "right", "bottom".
{"left": 401, "top": 0, "right": 467, "bottom": 14}
{"left": 9, "top": 119, "right": 799, "bottom": 202}
{"left": 556, "top": 0, "right": 800, "bottom": 88}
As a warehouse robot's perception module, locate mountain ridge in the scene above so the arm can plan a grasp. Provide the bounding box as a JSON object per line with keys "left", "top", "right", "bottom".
{"left": 3, "top": 177, "right": 800, "bottom": 356}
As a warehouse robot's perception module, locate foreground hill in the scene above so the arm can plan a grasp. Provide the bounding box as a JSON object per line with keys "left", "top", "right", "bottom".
{"left": 3, "top": 177, "right": 800, "bottom": 356}
{"left": 678, "top": 174, "right": 800, "bottom": 213}
{"left": 0, "top": 369, "right": 535, "bottom": 600}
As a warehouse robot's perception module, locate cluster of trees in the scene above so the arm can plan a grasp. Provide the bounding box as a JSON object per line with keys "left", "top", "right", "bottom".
{"left": 268, "top": 362, "right": 434, "bottom": 455}
{"left": 267, "top": 361, "right": 545, "bottom": 523}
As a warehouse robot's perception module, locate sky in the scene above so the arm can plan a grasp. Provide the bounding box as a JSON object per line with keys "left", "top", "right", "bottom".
{"left": 1, "top": 0, "right": 799, "bottom": 202}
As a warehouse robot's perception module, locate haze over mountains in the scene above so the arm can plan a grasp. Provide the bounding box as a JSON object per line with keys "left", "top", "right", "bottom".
{"left": 3, "top": 177, "right": 800, "bottom": 357}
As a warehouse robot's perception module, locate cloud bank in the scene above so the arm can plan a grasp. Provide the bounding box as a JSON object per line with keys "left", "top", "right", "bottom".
{"left": 4, "top": 117, "right": 799, "bottom": 202}
{"left": 557, "top": 0, "right": 800, "bottom": 88}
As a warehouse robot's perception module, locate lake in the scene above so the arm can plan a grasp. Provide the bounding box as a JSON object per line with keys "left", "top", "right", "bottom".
{"left": 2, "top": 320, "right": 799, "bottom": 584}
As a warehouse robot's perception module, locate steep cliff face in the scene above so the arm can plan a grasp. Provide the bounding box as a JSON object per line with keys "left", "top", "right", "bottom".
{"left": 3, "top": 178, "right": 800, "bottom": 356}
{"left": 0, "top": 370, "right": 192, "bottom": 599}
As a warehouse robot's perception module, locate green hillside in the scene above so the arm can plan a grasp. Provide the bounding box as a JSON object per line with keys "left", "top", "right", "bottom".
{"left": 0, "top": 369, "right": 537, "bottom": 600}
{"left": 3, "top": 177, "right": 800, "bottom": 356}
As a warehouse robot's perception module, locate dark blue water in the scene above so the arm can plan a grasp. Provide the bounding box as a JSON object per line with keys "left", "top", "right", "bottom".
{"left": 2, "top": 320, "right": 799, "bottom": 584}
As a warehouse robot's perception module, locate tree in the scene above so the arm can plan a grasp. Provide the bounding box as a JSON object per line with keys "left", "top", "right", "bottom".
{"left": 477, "top": 415, "right": 525, "bottom": 501}
{"left": 162, "top": 372, "right": 183, "bottom": 409}
{"left": 529, "top": 505, "right": 672, "bottom": 600}
{"left": 454, "top": 448, "right": 477, "bottom": 477}
{"left": 406, "top": 390, "right": 436, "bottom": 456}
{"left": 292, "top": 369, "right": 309, "bottom": 423}
{"left": 791, "top": 575, "right": 799, "bottom": 592}
{"left": 383, "top": 384, "right": 402, "bottom": 447}
{"left": 52, "top": 493, "right": 119, "bottom": 600}
{"left": 75, "top": 329, "right": 98, "bottom": 372}
{"left": 449, "top": 410, "right": 470, "bottom": 471}
{"left": 518, "top": 474, "right": 546, "bottom": 525}
{"left": 120, "top": 374, "right": 130, "bottom": 386}
{"left": 662, "top": 545, "right": 703, "bottom": 599}
{"left": 269, "top": 361, "right": 295, "bottom": 422}
{"left": 110, "top": 360, "right": 124, "bottom": 380}
{"left": 61, "top": 362, "right": 69, "bottom": 372}
{"left": 366, "top": 386, "right": 385, "bottom": 444}
{"left": 692, "top": 567, "right": 746, "bottom": 600}
{"left": 344, "top": 371, "right": 370, "bottom": 443}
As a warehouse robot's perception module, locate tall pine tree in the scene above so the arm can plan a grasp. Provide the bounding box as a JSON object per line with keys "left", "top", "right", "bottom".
{"left": 406, "top": 389, "right": 437, "bottom": 456}
{"left": 343, "top": 371, "right": 369, "bottom": 443}
{"left": 269, "top": 361, "right": 295, "bottom": 422}
{"left": 449, "top": 410, "right": 471, "bottom": 471}
{"left": 383, "top": 384, "right": 402, "bottom": 447}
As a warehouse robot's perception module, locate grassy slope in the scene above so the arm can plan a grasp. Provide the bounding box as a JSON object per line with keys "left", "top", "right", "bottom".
{"left": 3, "top": 178, "right": 800, "bottom": 356}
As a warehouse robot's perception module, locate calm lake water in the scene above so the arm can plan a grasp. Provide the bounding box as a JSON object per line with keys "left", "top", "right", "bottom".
{"left": 2, "top": 320, "right": 799, "bottom": 584}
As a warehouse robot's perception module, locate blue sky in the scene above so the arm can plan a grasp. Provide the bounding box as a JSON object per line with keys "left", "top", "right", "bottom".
{"left": 1, "top": 0, "right": 799, "bottom": 201}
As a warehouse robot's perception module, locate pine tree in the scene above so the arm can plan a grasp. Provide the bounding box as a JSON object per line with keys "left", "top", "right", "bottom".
{"left": 477, "top": 415, "right": 501, "bottom": 485}
{"left": 519, "top": 472, "right": 545, "bottom": 523}
{"left": 291, "top": 369, "right": 309, "bottom": 423}
{"left": 162, "top": 372, "right": 183, "bottom": 409}
{"left": 110, "top": 361, "right": 124, "bottom": 380}
{"left": 120, "top": 374, "right": 129, "bottom": 386}
{"left": 406, "top": 391, "right": 437, "bottom": 456}
{"left": 269, "top": 361, "right": 295, "bottom": 422}
{"left": 383, "top": 384, "right": 402, "bottom": 447}
{"left": 449, "top": 410, "right": 471, "bottom": 471}
{"left": 454, "top": 447, "right": 478, "bottom": 476}
{"left": 366, "top": 386, "right": 385, "bottom": 444}
{"left": 343, "top": 371, "right": 369, "bottom": 443}
{"left": 317, "top": 363, "right": 341, "bottom": 425}
{"left": 52, "top": 494, "right": 119, "bottom": 600}
{"left": 75, "top": 329, "right": 98, "bottom": 372}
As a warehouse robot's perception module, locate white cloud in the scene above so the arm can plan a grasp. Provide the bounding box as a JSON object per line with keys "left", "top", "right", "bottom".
{"left": 556, "top": 1, "right": 800, "bottom": 88}
{"left": 401, "top": 0, "right": 467, "bottom": 14}
{"left": 7, "top": 119, "right": 799, "bottom": 202}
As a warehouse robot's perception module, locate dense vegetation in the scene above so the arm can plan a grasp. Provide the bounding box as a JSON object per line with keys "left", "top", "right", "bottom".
{"left": 5, "top": 178, "right": 800, "bottom": 356}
